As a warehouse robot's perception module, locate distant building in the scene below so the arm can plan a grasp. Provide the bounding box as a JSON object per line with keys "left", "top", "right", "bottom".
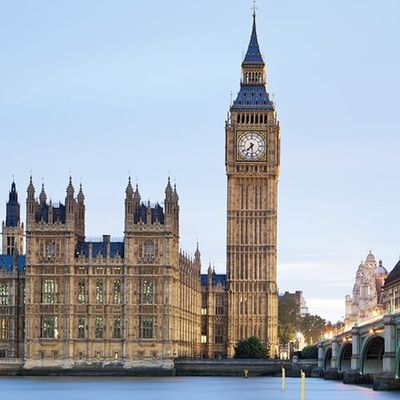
{"left": 281, "top": 291, "right": 309, "bottom": 317}
{"left": 380, "top": 259, "right": 400, "bottom": 313}
{"left": 344, "top": 251, "right": 387, "bottom": 327}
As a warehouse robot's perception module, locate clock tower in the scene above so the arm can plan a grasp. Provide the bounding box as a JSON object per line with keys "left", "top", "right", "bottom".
{"left": 226, "top": 10, "right": 280, "bottom": 356}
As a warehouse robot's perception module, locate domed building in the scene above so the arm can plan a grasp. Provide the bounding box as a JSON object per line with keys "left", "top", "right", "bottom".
{"left": 344, "top": 252, "right": 388, "bottom": 327}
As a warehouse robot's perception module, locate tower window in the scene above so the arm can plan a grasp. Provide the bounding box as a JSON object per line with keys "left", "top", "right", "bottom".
{"left": 95, "top": 316, "right": 104, "bottom": 338}
{"left": 113, "top": 280, "right": 121, "bottom": 304}
{"left": 41, "top": 316, "right": 58, "bottom": 339}
{"left": 141, "top": 280, "right": 154, "bottom": 304}
{"left": 95, "top": 280, "right": 104, "bottom": 304}
{"left": 0, "top": 282, "right": 8, "bottom": 305}
{"left": 42, "top": 279, "right": 57, "bottom": 304}
{"left": 0, "top": 318, "right": 9, "bottom": 339}
{"left": 77, "top": 316, "right": 85, "bottom": 338}
{"left": 140, "top": 316, "right": 155, "bottom": 339}
{"left": 113, "top": 316, "right": 121, "bottom": 338}
{"left": 78, "top": 280, "right": 86, "bottom": 304}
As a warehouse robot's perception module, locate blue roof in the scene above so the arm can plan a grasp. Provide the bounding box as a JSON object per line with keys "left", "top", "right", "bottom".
{"left": 0, "top": 255, "right": 25, "bottom": 272}
{"left": 201, "top": 273, "right": 227, "bottom": 287}
{"left": 243, "top": 15, "right": 264, "bottom": 65}
{"left": 134, "top": 203, "right": 164, "bottom": 224}
{"left": 231, "top": 84, "right": 273, "bottom": 110}
{"left": 76, "top": 241, "right": 124, "bottom": 258}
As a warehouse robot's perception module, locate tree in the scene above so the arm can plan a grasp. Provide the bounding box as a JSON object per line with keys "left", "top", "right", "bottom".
{"left": 298, "top": 314, "right": 327, "bottom": 344}
{"left": 234, "top": 336, "right": 270, "bottom": 359}
{"left": 301, "top": 345, "right": 318, "bottom": 359}
{"left": 278, "top": 295, "right": 300, "bottom": 343}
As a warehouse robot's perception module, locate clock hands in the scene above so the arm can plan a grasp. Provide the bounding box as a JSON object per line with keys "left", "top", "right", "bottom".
{"left": 246, "top": 142, "right": 254, "bottom": 152}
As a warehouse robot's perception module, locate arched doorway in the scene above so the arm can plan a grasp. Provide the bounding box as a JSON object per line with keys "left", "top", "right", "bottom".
{"left": 324, "top": 347, "right": 332, "bottom": 370}
{"left": 339, "top": 342, "right": 352, "bottom": 372}
{"left": 362, "top": 336, "right": 384, "bottom": 374}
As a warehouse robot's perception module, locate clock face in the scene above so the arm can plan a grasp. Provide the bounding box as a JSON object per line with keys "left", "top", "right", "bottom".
{"left": 238, "top": 131, "right": 266, "bottom": 161}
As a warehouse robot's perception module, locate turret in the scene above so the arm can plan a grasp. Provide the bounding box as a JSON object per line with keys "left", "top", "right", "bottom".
{"left": 207, "top": 262, "right": 213, "bottom": 287}
{"left": 65, "top": 176, "right": 75, "bottom": 225}
{"left": 194, "top": 242, "right": 201, "bottom": 275}
{"left": 76, "top": 183, "right": 85, "bottom": 240}
{"left": 164, "top": 178, "right": 179, "bottom": 235}
{"left": 26, "top": 176, "right": 36, "bottom": 225}
{"left": 124, "top": 177, "right": 134, "bottom": 227}
{"left": 2, "top": 181, "right": 24, "bottom": 255}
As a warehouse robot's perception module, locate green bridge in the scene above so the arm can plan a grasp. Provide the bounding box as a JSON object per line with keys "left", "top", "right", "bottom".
{"left": 318, "top": 313, "right": 400, "bottom": 390}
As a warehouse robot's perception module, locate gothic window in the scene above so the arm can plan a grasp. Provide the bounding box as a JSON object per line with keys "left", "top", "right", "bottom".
{"left": 0, "top": 318, "right": 9, "bottom": 339}
{"left": 41, "top": 316, "right": 58, "bottom": 339}
{"left": 6, "top": 236, "right": 15, "bottom": 255}
{"left": 215, "top": 325, "right": 224, "bottom": 344}
{"left": 77, "top": 316, "right": 85, "bottom": 339}
{"left": 95, "top": 280, "right": 103, "bottom": 304}
{"left": 143, "top": 240, "right": 155, "bottom": 258}
{"left": 46, "top": 241, "right": 56, "bottom": 259}
{"left": 78, "top": 281, "right": 86, "bottom": 304}
{"left": 142, "top": 280, "right": 154, "bottom": 304}
{"left": 215, "top": 296, "right": 224, "bottom": 316}
{"left": 113, "top": 316, "right": 121, "bottom": 338}
{"left": 42, "top": 279, "right": 57, "bottom": 304}
{"left": 113, "top": 280, "right": 121, "bottom": 304}
{"left": 0, "top": 282, "right": 8, "bottom": 305}
{"left": 140, "top": 316, "right": 155, "bottom": 339}
{"left": 95, "top": 316, "right": 104, "bottom": 338}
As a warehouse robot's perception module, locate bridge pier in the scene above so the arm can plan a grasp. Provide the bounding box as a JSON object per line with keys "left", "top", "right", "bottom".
{"left": 343, "top": 327, "right": 367, "bottom": 384}
{"left": 373, "top": 315, "right": 400, "bottom": 391}
{"left": 324, "top": 339, "right": 342, "bottom": 380}
{"left": 311, "top": 342, "right": 324, "bottom": 377}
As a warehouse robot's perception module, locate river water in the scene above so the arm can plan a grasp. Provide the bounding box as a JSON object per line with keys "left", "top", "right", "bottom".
{"left": 1, "top": 376, "right": 399, "bottom": 400}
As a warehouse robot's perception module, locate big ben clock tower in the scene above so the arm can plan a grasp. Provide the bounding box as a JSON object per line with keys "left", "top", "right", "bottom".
{"left": 226, "top": 10, "right": 280, "bottom": 356}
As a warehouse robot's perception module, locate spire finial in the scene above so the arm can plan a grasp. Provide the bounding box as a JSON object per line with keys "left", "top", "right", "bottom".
{"left": 252, "top": 0, "right": 257, "bottom": 20}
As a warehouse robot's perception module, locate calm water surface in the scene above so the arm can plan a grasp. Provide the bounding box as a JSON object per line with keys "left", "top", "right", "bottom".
{"left": 1, "top": 376, "right": 399, "bottom": 400}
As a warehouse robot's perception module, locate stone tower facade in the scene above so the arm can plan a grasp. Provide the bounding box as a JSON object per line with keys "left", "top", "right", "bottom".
{"left": 22, "top": 176, "right": 201, "bottom": 367}
{"left": 225, "top": 12, "right": 280, "bottom": 356}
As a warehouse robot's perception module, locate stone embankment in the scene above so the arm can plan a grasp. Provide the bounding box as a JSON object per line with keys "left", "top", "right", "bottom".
{"left": 0, "top": 358, "right": 317, "bottom": 377}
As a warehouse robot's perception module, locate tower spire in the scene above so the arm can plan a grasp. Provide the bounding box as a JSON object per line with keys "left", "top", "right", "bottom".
{"left": 243, "top": 4, "right": 263, "bottom": 65}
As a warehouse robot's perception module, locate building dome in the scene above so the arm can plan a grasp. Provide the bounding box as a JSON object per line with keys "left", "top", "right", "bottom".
{"left": 365, "top": 251, "right": 376, "bottom": 264}
{"left": 376, "top": 260, "right": 388, "bottom": 276}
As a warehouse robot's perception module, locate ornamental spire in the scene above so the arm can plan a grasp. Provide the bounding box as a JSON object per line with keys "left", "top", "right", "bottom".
{"left": 243, "top": 4, "right": 264, "bottom": 65}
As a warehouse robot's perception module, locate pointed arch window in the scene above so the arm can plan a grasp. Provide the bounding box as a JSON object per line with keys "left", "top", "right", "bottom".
{"left": 0, "top": 282, "right": 8, "bottom": 305}
{"left": 78, "top": 280, "right": 86, "bottom": 304}
{"left": 142, "top": 280, "right": 154, "bottom": 304}
{"left": 113, "top": 280, "right": 121, "bottom": 304}
{"left": 95, "top": 280, "right": 104, "bottom": 304}
{"left": 42, "top": 279, "right": 57, "bottom": 304}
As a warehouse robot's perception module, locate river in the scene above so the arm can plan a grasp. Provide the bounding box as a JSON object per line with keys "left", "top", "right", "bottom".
{"left": 1, "top": 376, "right": 399, "bottom": 400}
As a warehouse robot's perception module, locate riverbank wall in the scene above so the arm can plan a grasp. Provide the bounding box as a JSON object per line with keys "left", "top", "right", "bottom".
{"left": 0, "top": 358, "right": 317, "bottom": 377}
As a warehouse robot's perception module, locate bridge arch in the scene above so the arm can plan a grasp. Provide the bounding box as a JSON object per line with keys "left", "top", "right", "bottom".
{"left": 339, "top": 342, "right": 352, "bottom": 372}
{"left": 361, "top": 335, "right": 384, "bottom": 374}
{"left": 324, "top": 346, "right": 332, "bottom": 370}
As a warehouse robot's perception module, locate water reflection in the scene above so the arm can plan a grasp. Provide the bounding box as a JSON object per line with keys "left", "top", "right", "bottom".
{"left": 0, "top": 376, "right": 399, "bottom": 400}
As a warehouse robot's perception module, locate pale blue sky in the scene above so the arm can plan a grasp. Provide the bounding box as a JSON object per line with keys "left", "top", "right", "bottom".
{"left": 1, "top": 0, "right": 400, "bottom": 322}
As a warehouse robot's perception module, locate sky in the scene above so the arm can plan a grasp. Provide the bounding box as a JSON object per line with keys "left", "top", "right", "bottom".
{"left": 1, "top": 0, "right": 400, "bottom": 323}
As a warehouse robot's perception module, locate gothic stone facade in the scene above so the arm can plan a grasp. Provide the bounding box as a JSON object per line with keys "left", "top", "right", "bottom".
{"left": 0, "top": 13, "right": 280, "bottom": 364}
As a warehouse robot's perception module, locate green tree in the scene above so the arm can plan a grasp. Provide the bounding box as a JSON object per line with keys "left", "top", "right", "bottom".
{"left": 299, "top": 314, "right": 327, "bottom": 344}
{"left": 278, "top": 296, "right": 300, "bottom": 344}
{"left": 234, "top": 336, "right": 270, "bottom": 359}
{"left": 301, "top": 345, "right": 318, "bottom": 359}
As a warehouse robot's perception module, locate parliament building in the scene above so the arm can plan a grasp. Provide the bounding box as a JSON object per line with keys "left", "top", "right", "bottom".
{"left": 0, "top": 12, "right": 280, "bottom": 367}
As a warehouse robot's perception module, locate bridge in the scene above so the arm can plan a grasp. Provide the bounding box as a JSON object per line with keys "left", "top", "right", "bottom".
{"left": 317, "top": 313, "right": 400, "bottom": 390}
